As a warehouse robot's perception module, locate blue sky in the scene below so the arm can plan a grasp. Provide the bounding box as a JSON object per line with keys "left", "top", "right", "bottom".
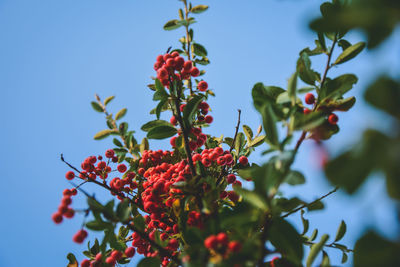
{"left": 0, "top": 0, "right": 399, "bottom": 266}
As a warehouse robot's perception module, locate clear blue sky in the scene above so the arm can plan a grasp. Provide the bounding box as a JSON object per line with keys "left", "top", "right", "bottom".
{"left": 0, "top": 0, "right": 399, "bottom": 266}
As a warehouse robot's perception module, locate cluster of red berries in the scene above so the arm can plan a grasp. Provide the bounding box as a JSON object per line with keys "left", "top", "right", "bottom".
{"left": 204, "top": 232, "right": 242, "bottom": 256}
{"left": 52, "top": 187, "right": 77, "bottom": 224}
{"left": 73, "top": 229, "right": 88, "bottom": 244}
{"left": 303, "top": 93, "right": 339, "bottom": 125}
{"left": 170, "top": 125, "right": 208, "bottom": 151}
{"left": 154, "top": 52, "right": 201, "bottom": 87}
{"left": 80, "top": 247, "right": 136, "bottom": 267}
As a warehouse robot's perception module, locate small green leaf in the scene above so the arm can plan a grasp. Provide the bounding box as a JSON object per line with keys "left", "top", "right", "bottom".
{"left": 67, "top": 253, "right": 78, "bottom": 267}
{"left": 192, "top": 43, "right": 208, "bottom": 57}
{"left": 309, "top": 229, "right": 318, "bottom": 241}
{"left": 338, "top": 39, "right": 351, "bottom": 51}
{"left": 321, "top": 251, "right": 330, "bottom": 266}
{"left": 334, "top": 42, "right": 366, "bottom": 65}
{"left": 341, "top": 251, "right": 348, "bottom": 264}
{"left": 115, "top": 108, "right": 127, "bottom": 120}
{"left": 301, "top": 210, "right": 309, "bottom": 235}
{"left": 91, "top": 101, "right": 103, "bottom": 113}
{"left": 155, "top": 99, "right": 167, "bottom": 119}
{"left": 183, "top": 95, "right": 204, "bottom": 127}
{"left": 116, "top": 199, "right": 131, "bottom": 222}
{"left": 262, "top": 104, "right": 279, "bottom": 147}
{"left": 191, "top": 5, "right": 209, "bottom": 14}
{"left": 137, "top": 257, "right": 161, "bottom": 267}
{"left": 104, "top": 96, "right": 115, "bottom": 106}
{"left": 243, "top": 125, "right": 253, "bottom": 142}
{"left": 163, "top": 19, "right": 181, "bottom": 31}
{"left": 234, "top": 187, "right": 268, "bottom": 211}
{"left": 249, "top": 135, "right": 265, "bottom": 147}
{"left": 285, "top": 170, "right": 306, "bottom": 186}
{"left": 86, "top": 220, "right": 112, "bottom": 231}
{"left": 94, "top": 129, "right": 117, "bottom": 140}
{"left": 334, "top": 220, "right": 347, "bottom": 242}
{"left": 294, "top": 112, "right": 325, "bottom": 131}
{"left": 113, "top": 138, "right": 123, "bottom": 147}
{"left": 288, "top": 72, "right": 298, "bottom": 105}
{"left": 141, "top": 120, "right": 171, "bottom": 132}
{"left": 133, "top": 215, "right": 145, "bottom": 231}
{"left": 297, "top": 53, "right": 319, "bottom": 86}
{"left": 147, "top": 125, "right": 177, "bottom": 140}
{"left": 306, "top": 234, "right": 329, "bottom": 267}
{"left": 140, "top": 137, "right": 149, "bottom": 154}
{"left": 320, "top": 74, "right": 358, "bottom": 102}
{"left": 154, "top": 79, "right": 169, "bottom": 101}
{"left": 178, "top": 8, "right": 184, "bottom": 20}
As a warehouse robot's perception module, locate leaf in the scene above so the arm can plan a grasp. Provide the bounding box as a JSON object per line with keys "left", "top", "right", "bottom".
{"left": 297, "top": 53, "right": 319, "bottom": 86}
{"left": 243, "top": 125, "right": 253, "bottom": 142}
{"left": 334, "top": 42, "right": 366, "bottom": 65}
{"left": 249, "top": 135, "right": 265, "bottom": 147}
{"left": 133, "top": 215, "right": 145, "bottom": 231}
{"left": 285, "top": 170, "right": 306, "bottom": 186}
{"left": 321, "top": 251, "right": 330, "bottom": 266}
{"left": 307, "top": 200, "right": 324, "bottom": 211}
{"left": 192, "top": 43, "right": 208, "bottom": 57}
{"left": 86, "top": 220, "right": 112, "bottom": 231}
{"left": 338, "top": 39, "right": 351, "bottom": 51}
{"left": 137, "top": 257, "right": 161, "bottom": 267}
{"left": 234, "top": 187, "right": 268, "bottom": 211}
{"left": 113, "top": 138, "right": 123, "bottom": 147}
{"left": 153, "top": 79, "right": 169, "bottom": 101}
{"left": 288, "top": 72, "right": 298, "bottom": 104}
{"left": 115, "top": 108, "right": 127, "bottom": 120}
{"left": 94, "top": 129, "right": 117, "bottom": 140}
{"left": 309, "top": 229, "right": 318, "bottom": 241}
{"left": 67, "top": 253, "right": 78, "bottom": 267}
{"left": 104, "top": 96, "right": 115, "bottom": 106}
{"left": 269, "top": 218, "right": 304, "bottom": 264}
{"left": 116, "top": 199, "right": 131, "bottom": 222}
{"left": 191, "top": 4, "right": 209, "bottom": 14}
{"left": 183, "top": 94, "right": 204, "bottom": 127}
{"left": 262, "top": 104, "right": 279, "bottom": 147}
{"left": 334, "top": 220, "right": 347, "bottom": 242}
{"left": 140, "top": 138, "right": 149, "bottom": 154}
{"left": 294, "top": 111, "right": 325, "bottom": 131}
{"left": 320, "top": 74, "right": 358, "bottom": 102}
{"left": 298, "top": 87, "right": 315, "bottom": 94}
{"left": 300, "top": 210, "right": 309, "bottom": 235}
{"left": 141, "top": 120, "right": 172, "bottom": 132}
{"left": 325, "top": 96, "right": 356, "bottom": 111}
{"left": 147, "top": 125, "right": 177, "bottom": 140}
{"left": 252, "top": 83, "right": 285, "bottom": 111}
{"left": 306, "top": 234, "right": 329, "bottom": 267}
{"left": 341, "top": 251, "right": 348, "bottom": 264}
{"left": 163, "top": 19, "right": 181, "bottom": 31}
{"left": 91, "top": 101, "right": 103, "bottom": 113}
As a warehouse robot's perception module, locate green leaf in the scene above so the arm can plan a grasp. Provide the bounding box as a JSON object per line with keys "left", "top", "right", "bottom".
{"left": 306, "top": 234, "right": 329, "bottom": 267}
{"left": 341, "top": 251, "right": 348, "bottom": 264}
{"left": 298, "top": 87, "right": 315, "bottom": 94}
{"left": 91, "top": 101, "right": 103, "bottom": 113}
{"left": 141, "top": 120, "right": 172, "bottom": 132}
{"left": 301, "top": 210, "right": 309, "bottom": 235}
{"left": 269, "top": 218, "right": 304, "bottom": 264}
{"left": 104, "top": 96, "right": 115, "bottom": 106}
{"left": 325, "top": 96, "right": 356, "bottom": 111}
{"left": 183, "top": 94, "right": 204, "bottom": 127}
{"left": 113, "top": 138, "right": 123, "bottom": 147}
{"left": 249, "top": 135, "right": 265, "bottom": 147}
{"left": 94, "top": 129, "right": 117, "bottom": 140}
{"left": 191, "top": 4, "right": 209, "bottom": 14}
{"left": 163, "top": 19, "right": 181, "bottom": 31}
{"left": 334, "top": 220, "right": 347, "bottom": 242}
{"left": 133, "top": 215, "right": 145, "bottom": 231}
{"left": 192, "top": 43, "right": 208, "bottom": 57}
{"left": 261, "top": 104, "right": 279, "bottom": 147}
{"left": 307, "top": 200, "right": 324, "bottom": 211}
{"left": 116, "top": 199, "right": 131, "bottom": 222}
{"left": 297, "top": 53, "right": 319, "bottom": 86}
{"left": 321, "top": 251, "right": 330, "bottom": 266}
{"left": 67, "top": 253, "right": 78, "bottom": 267}
{"left": 243, "top": 125, "right": 253, "bottom": 142}
{"left": 153, "top": 79, "right": 169, "bottom": 101}
{"left": 252, "top": 83, "right": 285, "bottom": 111}
{"left": 234, "top": 187, "right": 268, "bottom": 211}
{"left": 115, "top": 108, "right": 127, "bottom": 120}
{"left": 338, "top": 39, "right": 351, "bottom": 51}
{"left": 354, "top": 231, "right": 400, "bottom": 267}
{"left": 318, "top": 32, "right": 327, "bottom": 51}
{"left": 309, "top": 229, "right": 318, "bottom": 241}
{"left": 320, "top": 74, "right": 358, "bottom": 102}
{"left": 86, "top": 220, "right": 112, "bottom": 231}
{"left": 285, "top": 170, "right": 306, "bottom": 185}
{"left": 288, "top": 72, "right": 298, "bottom": 104}
{"left": 137, "top": 257, "right": 161, "bottom": 267}
{"left": 294, "top": 112, "right": 325, "bottom": 131}
{"left": 140, "top": 137, "right": 149, "bottom": 154}
{"left": 334, "top": 42, "right": 366, "bottom": 65}
{"left": 147, "top": 125, "right": 177, "bottom": 140}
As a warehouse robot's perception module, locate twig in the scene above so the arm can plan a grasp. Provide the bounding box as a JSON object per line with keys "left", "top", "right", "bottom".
{"left": 281, "top": 187, "right": 339, "bottom": 218}
{"left": 229, "top": 109, "right": 242, "bottom": 152}
{"left": 304, "top": 241, "right": 354, "bottom": 253}
{"left": 183, "top": 1, "right": 193, "bottom": 95}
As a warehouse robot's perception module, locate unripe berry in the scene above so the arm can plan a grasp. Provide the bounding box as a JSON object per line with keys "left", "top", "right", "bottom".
{"left": 125, "top": 247, "right": 136, "bottom": 258}
{"left": 328, "top": 113, "right": 338, "bottom": 125}
{"left": 305, "top": 93, "right": 315, "bottom": 104}
{"left": 65, "top": 171, "right": 75, "bottom": 180}
{"left": 197, "top": 81, "right": 208, "bottom": 91}
{"left": 238, "top": 156, "right": 248, "bottom": 165}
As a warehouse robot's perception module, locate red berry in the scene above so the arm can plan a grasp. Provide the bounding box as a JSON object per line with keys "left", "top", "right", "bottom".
{"left": 111, "top": 250, "right": 123, "bottom": 261}
{"left": 171, "top": 51, "right": 180, "bottom": 58}
{"left": 238, "top": 156, "right": 248, "bottom": 165}
{"left": 125, "top": 247, "right": 136, "bottom": 258}
{"left": 170, "top": 116, "right": 177, "bottom": 125}
{"left": 170, "top": 136, "right": 177, "bottom": 147}
{"left": 166, "top": 58, "right": 176, "bottom": 68}
{"left": 197, "top": 81, "right": 208, "bottom": 91}
{"left": 73, "top": 229, "right": 87, "bottom": 244}
{"left": 227, "top": 191, "right": 239, "bottom": 202}
{"left": 191, "top": 67, "right": 200, "bottom": 77}
{"left": 117, "top": 164, "right": 127, "bottom": 173}
{"left": 328, "top": 113, "right": 338, "bottom": 125}
{"left": 305, "top": 93, "right": 315, "bottom": 105}
{"left": 95, "top": 253, "right": 102, "bottom": 261}
{"left": 65, "top": 171, "right": 75, "bottom": 180}
{"left": 168, "top": 238, "right": 179, "bottom": 249}
{"left": 228, "top": 241, "right": 242, "bottom": 252}
{"left": 105, "top": 257, "right": 116, "bottom": 266}
{"left": 80, "top": 259, "right": 90, "bottom": 267}
{"left": 216, "top": 232, "right": 229, "bottom": 246}
{"left": 52, "top": 212, "right": 63, "bottom": 224}
{"left": 64, "top": 208, "right": 75, "bottom": 218}
{"left": 227, "top": 174, "right": 236, "bottom": 184}
{"left": 180, "top": 104, "right": 186, "bottom": 112}
{"left": 204, "top": 115, "right": 213, "bottom": 124}
{"left": 62, "top": 196, "right": 72, "bottom": 206}
{"left": 105, "top": 149, "right": 115, "bottom": 158}
{"left": 303, "top": 108, "right": 312, "bottom": 115}
{"left": 156, "top": 55, "right": 164, "bottom": 62}
{"left": 204, "top": 235, "right": 218, "bottom": 250}
{"left": 183, "top": 60, "right": 192, "bottom": 71}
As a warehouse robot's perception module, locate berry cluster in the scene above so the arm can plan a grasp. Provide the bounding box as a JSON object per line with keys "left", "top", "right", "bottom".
{"left": 303, "top": 93, "right": 339, "bottom": 125}
{"left": 154, "top": 52, "right": 202, "bottom": 87}
{"left": 80, "top": 247, "right": 136, "bottom": 267}
{"left": 204, "top": 232, "right": 242, "bottom": 256}
{"left": 51, "top": 187, "right": 77, "bottom": 224}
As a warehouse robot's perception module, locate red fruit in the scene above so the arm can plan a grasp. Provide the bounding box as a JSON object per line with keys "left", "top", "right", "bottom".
{"left": 216, "top": 156, "right": 226, "bottom": 166}
{"left": 156, "top": 55, "right": 164, "bottom": 62}
{"left": 180, "top": 103, "right": 186, "bottom": 112}
{"left": 227, "top": 174, "right": 236, "bottom": 184}
{"left": 157, "top": 68, "right": 168, "bottom": 79}
{"left": 70, "top": 188, "right": 77, "bottom": 195}
{"left": 163, "top": 53, "right": 172, "bottom": 61}
{"left": 62, "top": 196, "right": 72, "bottom": 206}
{"left": 64, "top": 208, "right": 75, "bottom": 218}
{"left": 170, "top": 116, "right": 177, "bottom": 125}
{"left": 202, "top": 157, "right": 211, "bottom": 167}
{"left": 52, "top": 212, "right": 63, "bottom": 224}
{"left": 111, "top": 250, "right": 123, "bottom": 261}
{"left": 73, "top": 229, "right": 87, "bottom": 244}
{"left": 192, "top": 154, "right": 202, "bottom": 162}
{"left": 166, "top": 58, "right": 176, "bottom": 68}
{"left": 65, "top": 171, "right": 75, "bottom": 180}
{"left": 233, "top": 180, "right": 242, "bottom": 187}
{"left": 125, "top": 247, "right": 136, "bottom": 258}
{"left": 216, "top": 232, "right": 229, "bottom": 246}
{"left": 215, "top": 147, "right": 223, "bottom": 155}
{"left": 105, "top": 149, "right": 115, "bottom": 158}
{"left": 220, "top": 191, "right": 228, "bottom": 198}
{"left": 171, "top": 51, "right": 180, "bottom": 58}
{"left": 303, "top": 108, "right": 312, "bottom": 115}
{"left": 117, "top": 164, "right": 127, "bottom": 173}
{"left": 197, "top": 81, "right": 208, "bottom": 91}
{"left": 204, "top": 115, "right": 213, "bottom": 124}
{"left": 170, "top": 136, "right": 177, "bottom": 147}
{"left": 227, "top": 191, "right": 239, "bottom": 202}
{"left": 238, "top": 156, "right": 248, "bottom": 165}
{"left": 228, "top": 241, "right": 242, "bottom": 252}
{"left": 175, "top": 56, "right": 185, "bottom": 70}
{"left": 95, "top": 253, "right": 102, "bottom": 261}
{"left": 80, "top": 259, "right": 90, "bottom": 267}
{"left": 305, "top": 93, "right": 315, "bottom": 104}
{"left": 328, "top": 113, "right": 338, "bottom": 125}
{"left": 191, "top": 67, "right": 200, "bottom": 77}
{"left": 199, "top": 102, "right": 209, "bottom": 110}
{"left": 204, "top": 235, "right": 218, "bottom": 250}
{"left": 168, "top": 238, "right": 179, "bottom": 249}
{"left": 183, "top": 60, "right": 192, "bottom": 71}
{"left": 63, "top": 189, "right": 72, "bottom": 196}
{"left": 105, "top": 257, "right": 116, "bottom": 266}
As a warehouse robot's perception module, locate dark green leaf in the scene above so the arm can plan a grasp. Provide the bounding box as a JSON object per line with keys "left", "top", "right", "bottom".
{"left": 234, "top": 187, "right": 268, "bottom": 211}
{"left": 67, "top": 253, "right": 77, "bottom": 267}
{"left": 91, "top": 101, "right": 103, "bottom": 113}
{"left": 137, "top": 257, "right": 161, "bottom": 267}
{"left": 262, "top": 104, "right": 279, "bottom": 147}
{"left": 183, "top": 94, "right": 204, "bottom": 127}
{"left": 192, "top": 43, "right": 208, "bottom": 57}
{"left": 93, "top": 129, "right": 116, "bottom": 140}
{"left": 294, "top": 111, "right": 325, "bottom": 131}
{"left": 306, "top": 234, "right": 329, "bottom": 267}
{"left": 153, "top": 79, "right": 169, "bottom": 101}
{"left": 252, "top": 83, "right": 285, "bottom": 111}
{"left": 163, "top": 19, "right": 181, "bottom": 31}
{"left": 307, "top": 200, "right": 324, "bottom": 211}
{"left": 116, "top": 199, "right": 131, "bottom": 222}
{"left": 86, "top": 220, "right": 112, "bottom": 231}
{"left": 191, "top": 4, "right": 209, "bottom": 14}
{"left": 288, "top": 72, "right": 298, "bottom": 104}
{"left": 338, "top": 39, "right": 351, "bottom": 50}
{"left": 334, "top": 220, "right": 346, "bottom": 242}
{"left": 309, "top": 229, "right": 318, "bottom": 242}
{"left": 325, "top": 96, "right": 356, "bottom": 111}
{"left": 141, "top": 120, "right": 172, "bottom": 132}
{"left": 133, "top": 215, "right": 145, "bottom": 231}
{"left": 113, "top": 138, "right": 123, "bottom": 147}
{"left": 341, "top": 251, "right": 348, "bottom": 264}
{"left": 297, "top": 53, "right": 319, "bottom": 86}
{"left": 320, "top": 74, "right": 358, "bottom": 102}
{"left": 115, "top": 108, "right": 127, "bottom": 120}
{"left": 104, "top": 96, "right": 115, "bottom": 106}
{"left": 285, "top": 170, "right": 306, "bottom": 186}
{"left": 147, "top": 125, "right": 177, "bottom": 140}
{"left": 334, "top": 42, "right": 366, "bottom": 65}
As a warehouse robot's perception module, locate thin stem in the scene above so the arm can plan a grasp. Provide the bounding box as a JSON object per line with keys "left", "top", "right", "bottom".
{"left": 257, "top": 214, "right": 271, "bottom": 267}
{"left": 183, "top": 1, "right": 193, "bottom": 95}
{"left": 281, "top": 187, "right": 339, "bottom": 218}
{"left": 304, "top": 241, "right": 353, "bottom": 253}
{"left": 229, "top": 109, "right": 242, "bottom": 153}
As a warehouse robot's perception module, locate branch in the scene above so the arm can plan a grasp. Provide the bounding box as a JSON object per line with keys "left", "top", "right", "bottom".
{"left": 281, "top": 187, "right": 339, "bottom": 218}
{"left": 183, "top": 1, "right": 193, "bottom": 95}
{"left": 304, "top": 240, "right": 354, "bottom": 253}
